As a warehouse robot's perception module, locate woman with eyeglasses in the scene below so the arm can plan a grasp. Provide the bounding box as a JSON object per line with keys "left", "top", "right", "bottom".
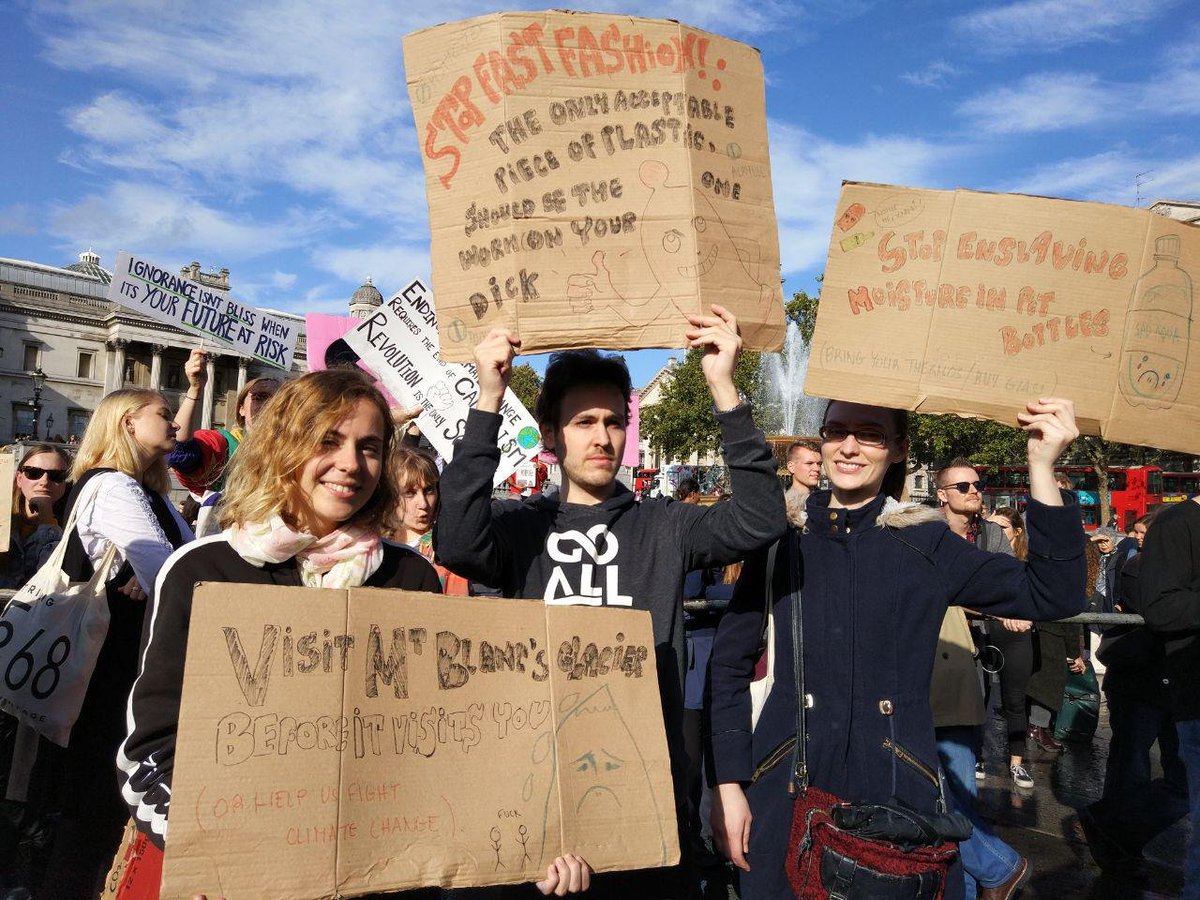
{"left": 33, "top": 388, "right": 194, "bottom": 899}
{"left": 2, "top": 444, "right": 72, "bottom": 590}
{"left": 708, "top": 399, "right": 1087, "bottom": 900}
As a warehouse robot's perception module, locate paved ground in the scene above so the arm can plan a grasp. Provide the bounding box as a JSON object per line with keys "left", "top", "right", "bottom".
{"left": 976, "top": 676, "right": 1187, "bottom": 899}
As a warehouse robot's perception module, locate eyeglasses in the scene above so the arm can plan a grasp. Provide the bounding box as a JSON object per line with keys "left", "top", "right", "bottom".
{"left": 818, "top": 425, "right": 890, "bottom": 448}
{"left": 946, "top": 481, "right": 984, "bottom": 494}
{"left": 18, "top": 466, "right": 68, "bottom": 483}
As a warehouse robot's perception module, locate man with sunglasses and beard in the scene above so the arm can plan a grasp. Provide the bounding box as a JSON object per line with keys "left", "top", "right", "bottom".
{"left": 931, "top": 458, "right": 1028, "bottom": 899}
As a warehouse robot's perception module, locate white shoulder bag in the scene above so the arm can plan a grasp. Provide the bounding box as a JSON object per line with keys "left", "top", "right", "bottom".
{"left": 0, "top": 478, "right": 115, "bottom": 746}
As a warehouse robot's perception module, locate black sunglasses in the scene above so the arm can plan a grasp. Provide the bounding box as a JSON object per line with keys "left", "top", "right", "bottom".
{"left": 946, "top": 480, "right": 983, "bottom": 494}
{"left": 19, "top": 465, "right": 68, "bottom": 483}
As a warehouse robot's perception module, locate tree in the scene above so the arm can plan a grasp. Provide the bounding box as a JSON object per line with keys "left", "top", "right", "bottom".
{"left": 784, "top": 275, "right": 823, "bottom": 344}
{"left": 908, "top": 415, "right": 1026, "bottom": 470}
{"left": 639, "top": 349, "right": 769, "bottom": 462}
{"left": 508, "top": 363, "right": 542, "bottom": 413}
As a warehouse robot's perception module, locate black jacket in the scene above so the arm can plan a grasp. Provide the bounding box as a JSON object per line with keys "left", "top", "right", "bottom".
{"left": 433, "top": 404, "right": 786, "bottom": 813}
{"left": 1138, "top": 498, "right": 1200, "bottom": 720}
{"left": 119, "top": 536, "right": 441, "bottom": 848}
{"left": 709, "top": 492, "right": 1086, "bottom": 900}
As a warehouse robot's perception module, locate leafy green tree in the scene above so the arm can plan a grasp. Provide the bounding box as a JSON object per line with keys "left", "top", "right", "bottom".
{"left": 639, "top": 349, "right": 769, "bottom": 462}
{"left": 508, "top": 363, "right": 542, "bottom": 414}
{"left": 784, "top": 275, "right": 823, "bottom": 344}
{"left": 908, "top": 415, "right": 1027, "bottom": 470}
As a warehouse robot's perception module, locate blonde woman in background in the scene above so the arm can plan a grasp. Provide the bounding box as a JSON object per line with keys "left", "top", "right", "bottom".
{"left": 40, "top": 389, "right": 193, "bottom": 898}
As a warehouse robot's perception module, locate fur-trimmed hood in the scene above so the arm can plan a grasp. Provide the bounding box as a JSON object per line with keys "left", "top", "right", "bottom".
{"left": 875, "top": 496, "right": 945, "bottom": 529}
{"left": 789, "top": 493, "right": 944, "bottom": 530}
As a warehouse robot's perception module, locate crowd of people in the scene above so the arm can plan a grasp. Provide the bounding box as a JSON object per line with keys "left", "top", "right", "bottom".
{"left": 0, "top": 304, "right": 1196, "bottom": 900}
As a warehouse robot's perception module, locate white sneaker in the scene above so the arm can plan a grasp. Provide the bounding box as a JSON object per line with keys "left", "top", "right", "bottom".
{"left": 1010, "top": 763, "right": 1034, "bottom": 789}
{"left": 975, "top": 762, "right": 986, "bottom": 782}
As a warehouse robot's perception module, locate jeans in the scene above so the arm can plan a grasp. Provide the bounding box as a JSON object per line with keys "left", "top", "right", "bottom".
{"left": 936, "top": 726, "right": 1023, "bottom": 895}
{"left": 1176, "top": 719, "right": 1200, "bottom": 900}
{"left": 1087, "top": 691, "right": 1188, "bottom": 854}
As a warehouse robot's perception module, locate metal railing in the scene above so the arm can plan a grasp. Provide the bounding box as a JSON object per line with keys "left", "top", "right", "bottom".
{"left": 0, "top": 586, "right": 1148, "bottom": 627}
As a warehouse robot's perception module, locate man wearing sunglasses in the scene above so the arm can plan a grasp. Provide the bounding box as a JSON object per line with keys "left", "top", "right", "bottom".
{"left": 929, "top": 456, "right": 1028, "bottom": 899}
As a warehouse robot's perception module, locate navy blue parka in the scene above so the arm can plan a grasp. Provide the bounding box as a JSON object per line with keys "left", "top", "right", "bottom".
{"left": 709, "top": 490, "right": 1087, "bottom": 899}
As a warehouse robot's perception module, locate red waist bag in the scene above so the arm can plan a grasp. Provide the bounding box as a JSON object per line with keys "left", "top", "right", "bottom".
{"left": 785, "top": 787, "right": 959, "bottom": 900}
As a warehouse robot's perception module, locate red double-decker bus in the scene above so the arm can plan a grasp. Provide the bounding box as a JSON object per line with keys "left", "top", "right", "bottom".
{"left": 977, "top": 465, "right": 1164, "bottom": 531}
{"left": 1161, "top": 471, "right": 1200, "bottom": 504}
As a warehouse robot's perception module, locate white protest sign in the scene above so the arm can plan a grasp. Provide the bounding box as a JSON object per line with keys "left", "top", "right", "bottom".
{"left": 345, "top": 279, "right": 541, "bottom": 485}
{"left": 107, "top": 252, "right": 297, "bottom": 370}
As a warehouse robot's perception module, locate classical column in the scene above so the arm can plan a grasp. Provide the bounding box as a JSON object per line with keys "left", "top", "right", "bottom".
{"left": 236, "top": 358, "right": 248, "bottom": 394}
{"left": 201, "top": 352, "right": 219, "bottom": 430}
{"left": 149, "top": 344, "right": 166, "bottom": 391}
{"left": 105, "top": 338, "right": 128, "bottom": 395}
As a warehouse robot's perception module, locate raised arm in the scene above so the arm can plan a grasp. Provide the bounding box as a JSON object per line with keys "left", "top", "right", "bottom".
{"left": 674, "top": 305, "right": 786, "bottom": 567}
{"left": 941, "top": 397, "right": 1085, "bottom": 620}
{"left": 432, "top": 330, "right": 521, "bottom": 585}
{"left": 172, "top": 348, "right": 209, "bottom": 441}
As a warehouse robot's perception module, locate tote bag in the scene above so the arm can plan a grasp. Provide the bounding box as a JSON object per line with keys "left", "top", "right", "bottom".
{"left": 0, "top": 480, "right": 115, "bottom": 746}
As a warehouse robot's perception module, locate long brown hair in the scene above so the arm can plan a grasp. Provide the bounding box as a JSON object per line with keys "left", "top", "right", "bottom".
{"left": 389, "top": 446, "right": 440, "bottom": 534}
{"left": 71, "top": 389, "right": 171, "bottom": 494}
{"left": 219, "top": 369, "right": 396, "bottom": 534}
{"left": 1084, "top": 539, "right": 1101, "bottom": 599}
{"left": 991, "top": 506, "right": 1028, "bottom": 561}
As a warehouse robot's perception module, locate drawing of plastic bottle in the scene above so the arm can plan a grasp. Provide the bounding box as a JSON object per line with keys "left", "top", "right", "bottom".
{"left": 1119, "top": 234, "right": 1193, "bottom": 408}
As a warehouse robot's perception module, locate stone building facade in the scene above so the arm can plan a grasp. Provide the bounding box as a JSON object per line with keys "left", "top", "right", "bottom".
{"left": 0, "top": 250, "right": 313, "bottom": 443}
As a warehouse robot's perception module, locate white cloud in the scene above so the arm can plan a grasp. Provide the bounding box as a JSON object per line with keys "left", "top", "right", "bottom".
{"left": 767, "top": 122, "right": 949, "bottom": 275}
{"left": 958, "top": 73, "right": 1118, "bottom": 134}
{"left": 958, "top": 66, "right": 1200, "bottom": 134}
{"left": 954, "top": 0, "right": 1176, "bottom": 53}
{"left": 901, "top": 61, "right": 960, "bottom": 89}
{"left": 271, "top": 271, "right": 298, "bottom": 290}
{"left": 314, "top": 241, "right": 434, "bottom": 299}
{"left": 1002, "top": 149, "right": 1200, "bottom": 206}
{"left": 48, "top": 181, "right": 323, "bottom": 262}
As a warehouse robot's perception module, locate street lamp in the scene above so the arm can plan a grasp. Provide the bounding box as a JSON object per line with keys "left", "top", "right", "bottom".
{"left": 27, "top": 367, "right": 47, "bottom": 440}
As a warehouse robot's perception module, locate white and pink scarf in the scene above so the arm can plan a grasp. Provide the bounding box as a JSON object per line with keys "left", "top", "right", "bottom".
{"left": 229, "top": 516, "right": 383, "bottom": 588}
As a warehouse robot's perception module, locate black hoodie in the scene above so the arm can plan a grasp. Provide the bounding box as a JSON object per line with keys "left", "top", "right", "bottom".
{"left": 434, "top": 404, "right": 787, "bottom": 804}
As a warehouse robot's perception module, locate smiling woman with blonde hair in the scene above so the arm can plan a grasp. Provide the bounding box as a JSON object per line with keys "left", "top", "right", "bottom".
{"left": 117, "top": 369, "right": 442, "bottom": 898}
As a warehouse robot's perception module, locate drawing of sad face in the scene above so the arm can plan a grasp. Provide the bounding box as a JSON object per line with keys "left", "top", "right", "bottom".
{"left": 553, "top": 686, "right": 668, "bottom": 862}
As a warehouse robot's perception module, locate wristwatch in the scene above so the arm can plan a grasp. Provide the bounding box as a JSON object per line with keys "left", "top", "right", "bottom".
{"left": 713, "top": 391, "right": 749, "bottom": 415}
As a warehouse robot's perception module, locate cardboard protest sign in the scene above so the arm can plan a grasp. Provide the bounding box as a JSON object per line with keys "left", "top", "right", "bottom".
{"left": 805, "top": 183, "right": 1200, "bottom": 454}
{"left": 0, "top": 454, "right": 12, "bottom": 550}
{"left": 162, "top": 586, "right": 677, "bottom": 898}
{"left": 344, "top": 279, "right": 541, "bottom": 484}
{"left": 107, "top": 252, "right": 297, "bottom": 370}
{"left": 404, "top": 11, "right": 786, "bottom": 361}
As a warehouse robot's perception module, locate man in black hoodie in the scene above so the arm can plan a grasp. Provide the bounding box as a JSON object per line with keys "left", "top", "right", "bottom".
{"left": 434, "top": 306, "right": 786, "bottom": 898}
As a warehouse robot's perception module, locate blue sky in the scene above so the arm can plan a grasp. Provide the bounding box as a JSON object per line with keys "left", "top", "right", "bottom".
{"left": 2, "top": 0, "right": 1198, "bottom": 388}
